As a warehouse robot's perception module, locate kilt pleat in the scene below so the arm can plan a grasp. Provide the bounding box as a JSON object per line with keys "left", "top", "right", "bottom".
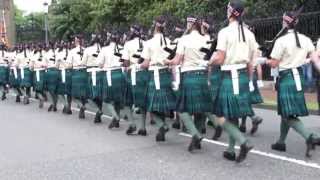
{"left": 57, "top": 69, "right": 72, "bottom": 95}
{"left": 46, "top": 68, "right": 60, "bottom": 94}
{"left": 103, "top": 69, "right": 125, "bottom": 104}
{"left": 9, "top": 69, "right": 20, "bottom": 87}
{"left": 146, "top": 69, "right": 176, "bottom": 113}
{"left": 88, "top": 71, "right": 104, "bottom": 99}
{"left": 214, "top": 69, "right": 254, "bottom": 119}
{"left": 177, "top": 70, "right": 212, "bottom": 113}
{"left": 33, "top": 70, "right": 46, "bottom": 92}
{"left": 123, "top": 72, "right": 133, "bottom": 106}
{"left": 0, "top": 66, "right": 9, "bottom": 85}
{"left": 209, "top": 67, "right": 222, "bottom": 107}
{"left": 132, "top": 70, "right": 149, "bottom": 109}
{"left": 71, "top": 69, "right": 89, "bottom": 99}
{"left": 250, "top": 72, "right": 263, "bottom": 104}
{"left": 20, "top": 68, "right": 33, "bottom": 88}
{"left": 277, "top": 68, "right": 308, "bottom": 118}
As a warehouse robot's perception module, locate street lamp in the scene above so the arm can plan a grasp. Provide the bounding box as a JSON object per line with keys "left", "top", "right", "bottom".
{"left": 43, "top": 1, "right": 49, "bottom": 46}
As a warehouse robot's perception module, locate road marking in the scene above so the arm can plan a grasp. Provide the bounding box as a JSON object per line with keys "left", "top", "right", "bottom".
{"left": 6, "top": 94, "right": 320, "bottom": 169}
{"left": 180, "top": 133, "right": 320, "bottom": 169}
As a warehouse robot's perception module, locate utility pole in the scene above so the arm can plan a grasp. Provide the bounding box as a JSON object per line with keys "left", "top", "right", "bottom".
{"left": 43, "top": 1, "right": 49, "bottom": 46}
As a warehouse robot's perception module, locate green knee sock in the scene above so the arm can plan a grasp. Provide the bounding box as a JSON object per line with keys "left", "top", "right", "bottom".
{"left": 222, "top": 121, "right": 246, "bottom": 145}
{"left": 139, "top": 111, "right": 147, "bottom": 130}
{"left": 194, "top": 114, "right": 206, "bottom": 132}
{"left": 103, "top": 103, "right": 119, "bottom": 120}
{"left": 180, "top": 112, "right": 201, "bottom": 138}
{"left": 227, "top": 135, "right": 236, "bottom": 153}
{"left": 124, "top": 106, "right": 135, "bottom": 127}
{"left": 277, "top": 118, "right": 290, "bottom": 144}
{"left": 287, "top": 118, "right": 311, "bottom": 140}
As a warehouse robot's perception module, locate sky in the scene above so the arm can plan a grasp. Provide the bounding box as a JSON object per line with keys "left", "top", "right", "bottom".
{"left": 14, "top": 0, "right": 52, "bottom": 14}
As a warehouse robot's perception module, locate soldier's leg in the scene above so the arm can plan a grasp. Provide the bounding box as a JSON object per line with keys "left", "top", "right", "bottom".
{"left": 137, "top": 109, "right": 147, "bottom": 136}
{"left": 194, "top": 113, "right": 206, "bottom": 134}
{"left": 205, "top": 113, "right": 223, "bottom": 140}
{"left": 153, "top": 111, "right": 169, "bottom": 142}
{"left": 271, "top": 117, "right": 290, "bottom": 152}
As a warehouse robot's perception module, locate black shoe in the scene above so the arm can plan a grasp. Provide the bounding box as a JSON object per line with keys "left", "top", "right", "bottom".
{"left": 212, "top": 126, "right": 223, "bottom": 140}
{"left": 223, "top": 151, "right": 236, "bottom": 161}
{"left": 172, "top": 120, "right": 181, "bottom": 129}
{"left": 156, "top": 127, "right": 168, "bottom": 142}
{"left": 138, "top": 129, "right": 147, "bottom": 136}
{"left": 16, "top": 95, "right": 21, "bottom": 103}
{"left": 236, "top": 142, "right": 253, "bottom": 163}
{"left": 188, "top": 135, "right": 203, "bottom": 152}
{"left": 239, "top": 125, "right": 246, "bottom": 133}
{"left": 306, "top": 134, "right": 318, "bottom": 158}
{"left": 48, "top": 105, "right": 54, "bottom": 112}
{"left": 150, "top": 119, "right": 156, "bottom": 125}
{"left": 39, "top": 100, "right": 44, "bottom": 109}
{"left": 62, "top": 106, "right": 67, "bottom": 114}
{"left": 108, "top": 118, "right": 120, "bottom": 129}
{"left": 53, "top": 106, "right": 57, "bottom": 112}
{"left": 65, "top": 107, "right": 72, "bottom": 115}
{"left": 251, "top": 117, "right": 263, "bottom": 135}
{"left": 94, "top": 111, "right": 103, "bottom": 123}
{"left": 201, "top": 128, "right": 206, "bottom": 134}
{"left": 79, "top": 107, "right": 85, "bottom": 119}
{"left": 1, "top": 93, "right": 6, "bottom": 100}
{"left": 271, "top": 142, "right": 286, "bottom": 152}
{"left": 126, "top": 126, "right": 137, "bottom": 135}
{"left": 123, "top": 115, "right": 128, "bottom": 121}
{"left": 182, "top": 125, "right": 188, "bottom": 133}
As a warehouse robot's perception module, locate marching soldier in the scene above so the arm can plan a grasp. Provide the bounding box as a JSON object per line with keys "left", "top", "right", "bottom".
{"left": 84, "top": 34, "right": 104, "bottom": 123}
{"left": 208, "top": 0, "right": 255, "bottom": 163}
{"left": 30, "top": 44, "right": 47, "bottom": 108}
{"left": 0, "top": 44, "right": 9, "bottom": 100}
{"left": 18, "top": 44, "right": 33, "bottom": 105}
{"left": 258, "top": 11, "right": 320, "bottom": 157}
{"left": 8, "top": 46, "right": 22, "bottom": 102}
{"left": 67, "top": 35, "right": 89, "bottom": 119}
{"left": 45, "top": 42, "right": 60, "bottom": 112}
{"left": 140, "top": 16, "right": 176, "bottom": 142}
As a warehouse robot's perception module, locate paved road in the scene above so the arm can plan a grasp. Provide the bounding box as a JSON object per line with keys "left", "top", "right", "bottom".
{"left": 0, "top": 96, "right": 320, "bottom": 180}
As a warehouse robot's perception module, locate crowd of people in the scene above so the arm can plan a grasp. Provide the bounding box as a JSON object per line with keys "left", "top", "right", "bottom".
{"left": 0, "top": 0, "right": 320, "bottom": 163}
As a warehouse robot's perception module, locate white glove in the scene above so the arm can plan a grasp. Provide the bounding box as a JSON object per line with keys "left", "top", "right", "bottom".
{"left": 255, "top": 57, "right": 267, "bottom": 65}
{"left": 249, "top": 81, "right": 255, "bottom": 92}
{"left": 198, "top": 61, "right": 209, "bottom": 67}
{"left": 257, "top": 80, "right": 264, "bottom": 88}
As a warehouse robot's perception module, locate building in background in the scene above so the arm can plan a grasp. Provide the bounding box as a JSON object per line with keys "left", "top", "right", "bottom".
{"left": 0, "top": 0, "right": 15, "bottom": 47}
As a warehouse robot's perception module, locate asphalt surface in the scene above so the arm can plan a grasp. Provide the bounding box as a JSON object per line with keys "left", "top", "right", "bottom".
{"left": 0, "top": 96, "right": 320, "bottom": 180}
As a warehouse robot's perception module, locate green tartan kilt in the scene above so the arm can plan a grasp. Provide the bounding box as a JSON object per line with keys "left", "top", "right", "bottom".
{"left": 20, "top": 68, "right": 33, "bottom": 88}
{"left": 277, "top": 68, "right": 308, "bottom": 118}
{"left": 46, "top": 68, "right": 60, "bottom": 94}
{"left": 209, "top": 67, "right": 222, "bottom": 106}
{"left": 146, "top": 69, "right": 176, "bottom": 113}
{"left": 33, "top": 70, "right": 46, "bottom": 92}
{"left": 71, "top": 69, "right": 89, "bottom": 99}
{"left": 9, "top": 69, "right": 20, "bottom": 87}
{"left": 132, "top": 70, "right": 149, "bottom": 109}
{"left": 214, "top": 69, "right": 254, "bottom": 119}
{"left": 88, "top": 71, "right": 104, "bottom": 99}
{"left": 250, "top": 72, "right": 263, "bottom": 104}
{"left": 103, "top": 69, "right": 125, "bottom": 104}
{"left": 0, "top": 66, "right": 9, "bottom": 85}
{"left": 57, "top": 69, "right": 72, "bottom": 95}
{"left": 123, "top": 72, "right": 134, "bottom": 106}
{"left": 177, "top": 70, "right": 212, "bottom": 113}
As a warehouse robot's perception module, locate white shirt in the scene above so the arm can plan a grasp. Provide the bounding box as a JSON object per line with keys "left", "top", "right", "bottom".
{"left": 66, "top": 45, "right": 85, "bottom": 68}
{"left": 45, "top": 49, "right": 58, "bottom": 68}
{"left": 97, "top": 42, "right": 122, "bottom": 69}
{"left": 83, "top": 44, "right": 101, "bottom": 67}
{"left": 31, "top": 51, "right": 47, "bottom": 69}
{"left": 122, "top": 37, "right": 145, "bottom": 65}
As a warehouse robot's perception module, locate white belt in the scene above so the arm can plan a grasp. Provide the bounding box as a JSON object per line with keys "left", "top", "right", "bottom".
{"left": 11, "top": 67, "right": 18, "bottom": 79}
{"left": 174, "top": 65, "right": 181, "bottom": 85}
{"left": 88, "top": 68, "right": 102, "bottom": 86}
{"left": 180, "top": 66, "right": 206, "bottom": 73}
{"left": 61, "top": 69, "right": 66, "bottom": 83}
{"left": 34, "top": 69, "right": 45, "bottom": 82}
{"left": 0, "top": 64, "right": 8, "bottom": 67}
{"left": 20, "top": 68, "right": 25, "bottom": 80}
{"left": 221, "top": 64, "right": 247, "bottom": 95}
{"left": 291, "top": 68, "right": 302, "bottom": 91}
{"left": 130, "top": 64, "right": 143, "bottom": 86}
{"left": 104, "top": 67, "right": 121, "bottom": 87}
{"left": 149, "top": 66, "right": 168, "bottom": 90}
{"left": 73, "top": 66, "right": 86, "bottom": 70}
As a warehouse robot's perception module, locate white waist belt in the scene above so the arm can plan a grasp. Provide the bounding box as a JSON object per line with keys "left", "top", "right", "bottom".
{"left": 12, "top": 67, "right": 18, "bottom": 79}
{"left": 105, "top": 67, "right": 121, "bottom": 87}
{"left": 0, "top": 64, "right": 8, "bottom": 67}
{"left": 149, "top": 66, "right": 168, "bottom": 90}
{"left": 73, "top": 66, "right": 86, "bottom": 70}
{"left": 221, "top": 64, "right": 247, "bottom": 95}
{"left": 61, "top": 69, "right": 66, "bottom": 83}
{"left": 34, "top": 69, "right": 45, "bottom": 82}
{"left": 130, "top": 64, "right": 143, "bottom": 86}
{"left": 88, "top": 68, "right": 102, "bottom": 86}
{"left": 180, "top": 66, "right": 206, "bottom": 73}
{"left": 175, "top": 65, "right": 181, "bottom": 85}
{"left": 291, "top": 68, "right": 302, "bottom": 91}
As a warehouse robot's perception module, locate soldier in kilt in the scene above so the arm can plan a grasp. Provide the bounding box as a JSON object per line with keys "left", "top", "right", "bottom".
{"left": 84, "top": 34, "right": 104, "bottom": 123}
{"left": 30, "top": 44, "right": 47, "bottom": 109}
{"left": 240, "top": 63, "right": 264, "bottom": 135}
{"left": 67, "top": 35, "right": 89, "bottom": 119}
{"left": 207, "top": 0, "right": 255, "bottom": 163}
{"left": 122, "top": 25, "right": 149, "bottom": 136}
{"left": 18, "top": 44, "right": 33, "bottom": 105}
{"left": 98, "top": 31, "right": 126, "bottom": 129}
{"left": 57, "top": 42, "right": 73, "bottom": 115}
{"left": 45, "top": 42, "right": 60, "bottom": 112}
{"left": 140, "top": 16, "right": 176, "bottom": 142}
{"left": 166, "top": 16, "right": 213, "bottom": 152}
{"left": 0, "top": 45, "right": 9, "bottom": 100}
{"left": 258, "top": 12, "right": 320, "bottom": 157}
{"left": 8, "top": 47, "right": 23, "bottom": 102}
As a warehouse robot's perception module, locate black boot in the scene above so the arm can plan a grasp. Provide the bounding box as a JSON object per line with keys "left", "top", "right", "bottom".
{"left": 236, "top": 142, "right": 253, "bottom": 163}
{"left": 62, "top": 106, "right": 67, "bottom": 114}
{"left": 39, "top": 99, "right": 44, "bottom": 109}
{"left": 94, "top": 111, "right": 103, "bottom": 123}
{"left": 150, "top": 119, "right": 156, "bottom": 125}
{"left": 48, "top": 104, "right": 54, "bottom": 112}
{"left": 79, "top": 106, "right": 85, "bottom": 119}
{"left": 23, "top": 96, "right": 30, "bottom": 105}
{"left": 1, "top": 92, "right": 6, "bottom": 100}
{"left": 223, "top": 151, "right": 236, "bottom": 161}
{"left": 188, "top": 135, "right": 203, "bottom": 152}
{"left": 271, "top": 142, "right": 286, "bottom": 152}
{"left": 16, "top": 95, "right": 21, "bottom": 103}
{"left": 108, "top": 118, "right": 120, "bottom": 129}
{"left": 65, "top": 106, "right": 72, "bottom": 115}
{"left": 53, "top": 105, "right": 57, "bottom": 112}
{"left": 156, "top": 127, "right": 168, "bottom": 142}
{"left": 306, "top": 134, "right": 319, "bottom": 158}
{"left": 212, "top": 126, "right": 223, "bottom": 140}
{"left": 239, "top": 125, "right": 246, "bottom": 133}
{"left": 138, "top": 129, "right": 147, "bottom": 136}
{"left": 126, "top": 126, "right": 137, "bottom": 135}
{"left": 172, "top": 119, "right": 181, "bottom": 129}
{"left": 251, "top": 116, "right": 263, "bottom": 135}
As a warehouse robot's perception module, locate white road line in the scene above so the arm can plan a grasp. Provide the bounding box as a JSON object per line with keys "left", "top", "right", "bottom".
{"left": 179, "top": 133, "right": 320, "bottom": 169}
{"left": 6, "top": 94, "right": 320, "bottom": 169}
